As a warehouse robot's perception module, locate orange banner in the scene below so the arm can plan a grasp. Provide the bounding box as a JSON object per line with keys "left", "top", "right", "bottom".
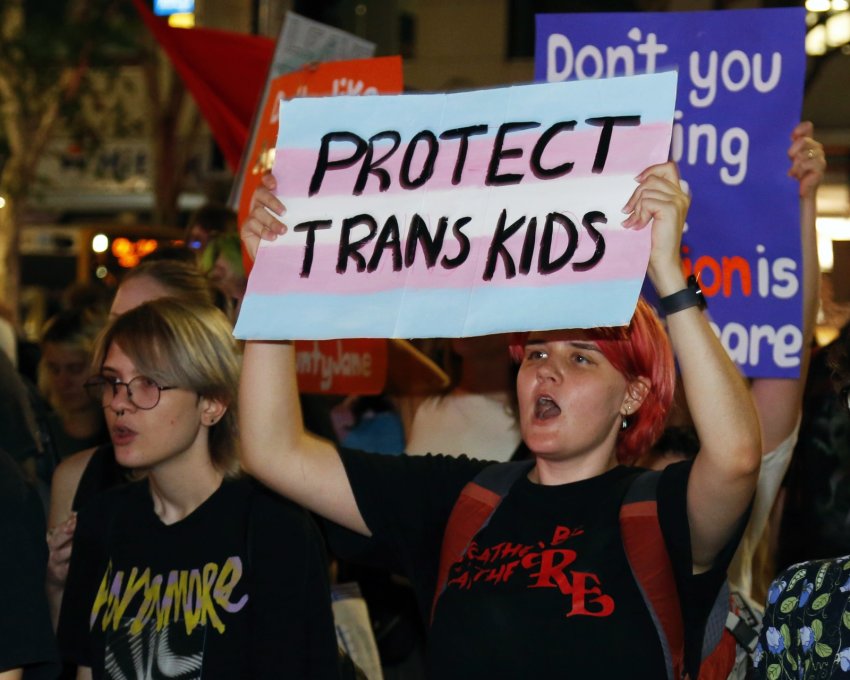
{"left": 294, "top": 339, "right": 388, "bottom": 395}
{"left": 237, "top": 56, "right": 404, "bottom": 275}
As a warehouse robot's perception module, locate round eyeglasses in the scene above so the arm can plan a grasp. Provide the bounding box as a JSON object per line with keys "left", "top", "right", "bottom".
{"left": 84, "top": 375, "right": 175, "bottom": 410}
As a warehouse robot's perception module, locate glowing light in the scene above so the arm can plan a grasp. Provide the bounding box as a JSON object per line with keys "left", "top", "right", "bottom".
{"left": 817, "top": 217, "right": 850, "bottom": 271}
{"left": 834, "top": 0, "right": 849, "bottom": 11}
{"left": 0, "top": 196, "right": 5, "bottom": 209}
{"left": 807, "top": 0, "right": 831, "bottom": 11}
{"left": 111, "top": 237, "right": 159, "bottom": 268}
{"left": 826, "top": 11, "right": 850, "bottom": 46}
{"left": 137, "top": 239, "right": 158, "bottom": 258}
{"left": 96, "top": 266, "right": 108, "bottom": 279}
{"left": 168, "top": 12, "right": 194, "bottom": 28}
{"left": 91, "top": 233, "right": 109, "bottom": 253}
{"left": 807, "top": 24, "right": 828, "bottom": 55}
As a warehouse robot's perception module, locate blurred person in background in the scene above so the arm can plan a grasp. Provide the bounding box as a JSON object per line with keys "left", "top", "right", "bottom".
{"left": 405, "top": 335, "right": 522, "bottom": 462}
{"left": 184, "top": 202, "right": 237, "bottom": 253}
{"left": 200, "top": 232, "right": 248, "bottom": 322}
{"left": 36, "top": 309, "right": 108, "bottom": 480}
{"left": 753, "top": 329, "right": 850, "bottom": 680}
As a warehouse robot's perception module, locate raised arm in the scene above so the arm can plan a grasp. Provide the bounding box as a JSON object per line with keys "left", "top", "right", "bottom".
{"left": 750, "top": 121, "right": 824, "bottom": 453}
{"left": 239, "top": 174, "right": 370, "bottom": 536}
{"left": 624, "top": 162, "right": 762, "bottom": 571}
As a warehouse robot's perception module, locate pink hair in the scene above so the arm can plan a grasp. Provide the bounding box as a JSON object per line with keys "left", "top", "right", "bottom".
{"left": 509, "top": 298, "right": 675, "bottom": 464}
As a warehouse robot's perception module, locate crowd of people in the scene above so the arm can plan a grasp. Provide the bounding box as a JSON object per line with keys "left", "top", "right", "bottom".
{"left": 0, "top": 116, "right": 847, "bottom": 680}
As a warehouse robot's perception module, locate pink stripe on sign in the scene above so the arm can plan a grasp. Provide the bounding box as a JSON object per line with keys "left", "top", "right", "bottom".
{"left": 247, "top": 226, "right": 649, "bottom": 296}
{"left": 274, "top": 122, "right": 670, "bottom": 199}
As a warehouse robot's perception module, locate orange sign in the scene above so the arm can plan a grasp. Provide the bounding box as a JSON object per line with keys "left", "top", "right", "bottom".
{"left": 294, "top": 338, "right": 388, "bottom": 395}
{"left": 237, "top": 56, "right": 404, "bottom": 275}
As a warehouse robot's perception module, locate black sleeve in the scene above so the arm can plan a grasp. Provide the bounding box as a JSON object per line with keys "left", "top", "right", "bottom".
{"left": 56, "top": 498, "right": 108, "bottom": 667}
{"left": 658, "top": 459, "right": 751, "bottom": 599}
{"left": 0, "top": 455, "right": 60, "bottom": 678}
{"left": 325, "top": 448, "right": 488, "bottom": 620}
{"left": 248, "top": 484, "right": 341, "bottom": 679}
{"left": 657, "top": 459, "right": 752, "bottom": 675}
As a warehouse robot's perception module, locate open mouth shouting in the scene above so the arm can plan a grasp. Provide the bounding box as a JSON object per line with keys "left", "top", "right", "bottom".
{"left": 534, "top": 395, "right": 561, "bottom": 421}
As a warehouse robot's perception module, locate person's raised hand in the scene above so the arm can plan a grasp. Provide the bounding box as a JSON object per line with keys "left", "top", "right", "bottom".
{"left": 241, "top": 173, "right": 288, "bottom": 262}
{"left": 621, "top": 161, "right": 690, "bottom": 294}
{"left": 788, "top": 121, "right": 826, "bottom": 199}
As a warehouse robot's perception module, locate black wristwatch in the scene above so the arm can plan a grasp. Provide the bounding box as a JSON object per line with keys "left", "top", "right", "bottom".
{"left": 659, "top": 275, "right": 706, "bottom": 315}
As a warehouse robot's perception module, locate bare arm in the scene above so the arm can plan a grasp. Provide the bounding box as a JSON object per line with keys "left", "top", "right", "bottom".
{"left": 625, "top": 163, "right": 762, "bottom": 571}
{"left": 0, "top": 669, "right": 23, "bottom": 680}
{"left": 76, "top": 667, "right": 92, "bottom": 680}
{"left": 750, "top": 122, "right": 825, "bottom": 454}
{"left": 239, "top": 175, "right": 369, "bottom": 535}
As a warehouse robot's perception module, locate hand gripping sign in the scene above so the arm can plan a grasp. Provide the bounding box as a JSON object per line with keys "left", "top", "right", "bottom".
{"left": 234, "top": 72, "right": 678, "bottom": 340}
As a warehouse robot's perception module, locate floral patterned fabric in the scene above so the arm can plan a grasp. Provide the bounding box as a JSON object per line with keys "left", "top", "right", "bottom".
{"left": 754, "top": 556, "right": 850, "bottom": 679}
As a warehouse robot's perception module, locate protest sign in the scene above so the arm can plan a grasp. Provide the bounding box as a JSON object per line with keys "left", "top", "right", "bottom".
{"left": 292, "top": 336, "right": 448, "bottom": 396}
{"left": 229, "top": 11, "right": 379, "bottom": 225}
{"left": 234, "top": 56, "right": 404, "bottom": 264}
{"left": 234, "top": 71, "right": 678, "bottom": 340}
{"left": 275, "top": 11, "right": 376, "bottom": 74}
{"left": 295, "top": 338, "right": 387, "bottom": 394}
{"left": 536, "top": 8, "right": 806, "bottom": 377}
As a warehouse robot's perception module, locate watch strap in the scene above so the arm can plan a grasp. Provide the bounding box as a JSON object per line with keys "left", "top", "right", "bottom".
{"left": 659, "top": 275, "right": 706, "bottom": 315}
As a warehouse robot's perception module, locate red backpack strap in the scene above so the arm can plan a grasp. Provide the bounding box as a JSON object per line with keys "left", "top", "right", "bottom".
{"left": 696, "top": 583, "right": 738, "bottom": 680}
{"left": 620, "top": 470, "right": 685, "bottom": 680}
{"left": 430, "top": 460, "right": 534, "bottom": 625}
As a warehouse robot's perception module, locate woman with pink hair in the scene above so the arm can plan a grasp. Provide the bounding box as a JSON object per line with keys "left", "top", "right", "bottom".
{"left": 239, "top": 161, "right": 761, "bottom": 679}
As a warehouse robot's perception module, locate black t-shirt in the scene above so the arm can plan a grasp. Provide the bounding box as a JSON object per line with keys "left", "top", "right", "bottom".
{"left": 0, "top": 449, "right": 60, "bottom": 679}
{"left": 58, "top": 476, "right": 341, "bottom": 679}
{"left": 71, "top": 444, "right": 127, "bottom": 513}
{"left": 328, "top": 448, "right": 740, "bottom": 679}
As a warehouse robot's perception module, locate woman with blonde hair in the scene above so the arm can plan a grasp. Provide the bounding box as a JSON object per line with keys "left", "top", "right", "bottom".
{"left": 57, "top": 298, "right": 341, "bottom": 678}
{"left": 45, "top": 259, "right": 218, "bottom": 627}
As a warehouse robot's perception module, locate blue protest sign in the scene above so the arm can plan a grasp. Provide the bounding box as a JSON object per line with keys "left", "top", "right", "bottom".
{"left": 536, "top": 8, "right": 806, "bottom": 377}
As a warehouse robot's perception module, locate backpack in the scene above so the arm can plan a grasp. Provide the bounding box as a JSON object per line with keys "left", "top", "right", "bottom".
{"left": 431, "top": 461, "right": 755, "bottom": 680}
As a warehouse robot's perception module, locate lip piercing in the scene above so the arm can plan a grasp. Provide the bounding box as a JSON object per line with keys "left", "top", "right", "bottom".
{"left": 807, "top": 148, "right": 815, "bottom": 159}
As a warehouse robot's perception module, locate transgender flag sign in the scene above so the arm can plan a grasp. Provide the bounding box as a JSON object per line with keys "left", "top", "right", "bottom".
{"left": 234, "top": 71, "right": 677, "bottom": 340}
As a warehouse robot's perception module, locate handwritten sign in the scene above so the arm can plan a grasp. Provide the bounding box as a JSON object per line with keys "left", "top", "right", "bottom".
{"left": 233, "top": 56, "right": 404, "bottom": 268}
{"left": 536, "top": 8, "right": 806, "bottom": 377}
{"left": 234, "top": 72, "right": 677, "bottom": 340}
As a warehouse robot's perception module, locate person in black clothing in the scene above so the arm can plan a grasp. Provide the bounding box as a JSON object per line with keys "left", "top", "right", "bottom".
{"left": 57, "top": 299, "right": 341, "bottom": 678}
{"left": 46, "top": 259, "right": 218, "bottom": 628}
{"left": 238, "top": 162, "right": 763, "bottom": 678}
{"left": 36, "top": 308, "right": 108, "bottom": 480}
{"left": 0, "top": 447, "right": 60, "bottom": 679}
